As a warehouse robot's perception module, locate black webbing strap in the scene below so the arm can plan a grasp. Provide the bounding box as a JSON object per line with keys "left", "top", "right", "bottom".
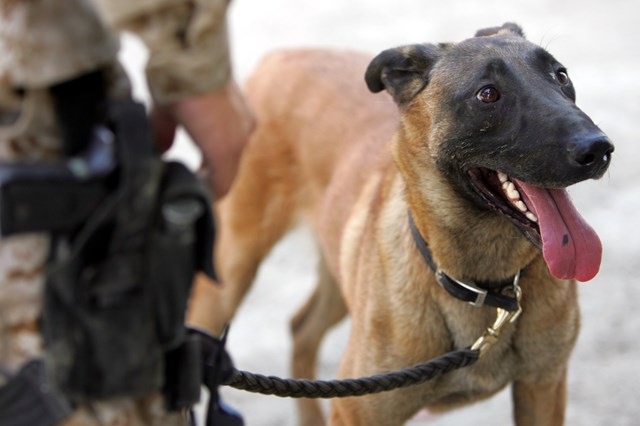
{"left": 0, "top": 360, "right": 72, "bottom": 426}
{"left": 188, "top": 327, "right": 244, "bottom": 426}
{"left": 161, "top": 327, "right": 245, "bottom": 424}
{"left": 407, "top": 212, "right": 519, "bottom": 311}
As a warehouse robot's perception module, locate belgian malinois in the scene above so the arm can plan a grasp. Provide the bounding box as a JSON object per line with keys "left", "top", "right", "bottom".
{"left": 188, "top": 23, "right": 613, "bottom": 425}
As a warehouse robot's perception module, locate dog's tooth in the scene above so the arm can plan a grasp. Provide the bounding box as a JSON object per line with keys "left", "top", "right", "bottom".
{"left": 498, "top": 172, "right": 508, "bottom": 183}
{"left": 525, "top": 211, "right": 538, "bottom": 223}
{"left": 514, "top": 200, "right": 527, "bottom": 212}
{"left": 504, "top": 182, "right": 520, "bottom": 201}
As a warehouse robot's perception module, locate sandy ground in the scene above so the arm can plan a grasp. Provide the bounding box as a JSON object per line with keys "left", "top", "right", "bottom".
{"left": 122, "top": 0, "right": 640, "bottom": 424}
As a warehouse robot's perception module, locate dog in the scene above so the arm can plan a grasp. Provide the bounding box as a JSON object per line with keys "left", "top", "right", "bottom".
{"left": 187, "top": 23, "right": 613, "bottom": 425}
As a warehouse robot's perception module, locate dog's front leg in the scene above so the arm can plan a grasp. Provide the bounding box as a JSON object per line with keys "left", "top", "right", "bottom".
{"left": 512, "top": 369, "right": 567, "bottom": 425}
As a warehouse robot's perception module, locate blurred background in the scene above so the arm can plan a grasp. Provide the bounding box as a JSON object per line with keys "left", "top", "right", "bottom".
{"left": 121, "top": 0, "right": 639, "bottom": 424}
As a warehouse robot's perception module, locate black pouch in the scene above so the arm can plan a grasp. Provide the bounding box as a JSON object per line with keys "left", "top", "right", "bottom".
{"left": 40, "top": 100, "right": 215, "bottom": 401}
{"left": 151, "top": 161, "right": 216, "bottom": 349}
{"left": 43, "top": 247, "right": 165, "bottom": 399}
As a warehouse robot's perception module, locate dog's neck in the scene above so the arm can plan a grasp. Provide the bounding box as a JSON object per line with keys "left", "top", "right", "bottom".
{"left": 407, "top": 210, "right": 523, "bottom": 289}
{"left": 391, "top": 123, "right": 540, "bottom": 281}
{"left": 392, "top": 137, "right": 538, "bottom": 283}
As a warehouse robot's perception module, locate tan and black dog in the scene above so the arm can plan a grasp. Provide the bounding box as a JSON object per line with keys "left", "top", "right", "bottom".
{"left": 188, "top": 23, "right": 613, "bottom": 425}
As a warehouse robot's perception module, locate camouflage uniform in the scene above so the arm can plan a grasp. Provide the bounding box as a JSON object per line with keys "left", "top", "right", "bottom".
{"left": 94, "top": 0, "right": 232, "bottom": 103}
{"left": 0, "top": 0, "right": 231, "bottom": 424}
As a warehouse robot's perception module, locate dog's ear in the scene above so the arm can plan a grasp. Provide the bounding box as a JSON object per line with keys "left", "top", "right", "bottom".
{"left": 365, "top": 43, "right": 443, "bottom": 105}
{"left": 475, "top": 22, "right": 525, "bottom": 38}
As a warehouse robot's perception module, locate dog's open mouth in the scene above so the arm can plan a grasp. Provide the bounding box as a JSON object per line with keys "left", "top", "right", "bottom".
{"left": 468, "top": 168, "right": 602, "bottom": 282}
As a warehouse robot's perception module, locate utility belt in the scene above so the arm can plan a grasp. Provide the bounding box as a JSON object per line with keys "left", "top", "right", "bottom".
{"left": 0, "top": 71, "right": 242, "bottom": 425}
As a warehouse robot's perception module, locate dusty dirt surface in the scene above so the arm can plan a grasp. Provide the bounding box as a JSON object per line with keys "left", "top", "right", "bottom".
{"left": 123, "top": 0, "right": 639, "bottom": 424}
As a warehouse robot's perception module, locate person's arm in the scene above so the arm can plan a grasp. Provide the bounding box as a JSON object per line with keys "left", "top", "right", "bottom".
{"left": 97, "top": 0, "right": 255, "bottom": 198}
{"left": 152, "top": 80, "right": 254, "bottom": 198}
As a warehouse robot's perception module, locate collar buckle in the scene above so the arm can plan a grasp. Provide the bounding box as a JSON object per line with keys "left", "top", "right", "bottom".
{"left": 435, "top": 269, "right": 522, "bottom": 311}
{"left": 436, "top": 271, "right": 488, "bottom": 307}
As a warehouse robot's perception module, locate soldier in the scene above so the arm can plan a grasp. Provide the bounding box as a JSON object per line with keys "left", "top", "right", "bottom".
{"left": 0, "top": 0, "right": 253, "bottom": 424}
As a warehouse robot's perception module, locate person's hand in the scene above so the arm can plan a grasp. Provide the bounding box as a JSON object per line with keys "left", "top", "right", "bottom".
{"left": 152, "top": 80, "right": 255, "bottom": 198}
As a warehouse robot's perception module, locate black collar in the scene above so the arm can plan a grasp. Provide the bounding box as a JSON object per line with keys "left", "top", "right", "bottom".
{"left": 408, "top": 212, "right": 521, "bottom": 312}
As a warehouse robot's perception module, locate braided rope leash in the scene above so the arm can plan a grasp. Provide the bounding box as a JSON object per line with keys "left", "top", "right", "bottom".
{"left": 221, "top": 280, "right": 523, "bottom": 399}
{"left": 223, "top": 348, "right": 479, "bottom": 398}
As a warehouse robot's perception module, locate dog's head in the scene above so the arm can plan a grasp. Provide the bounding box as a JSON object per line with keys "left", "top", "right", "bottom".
{"left": 366, "top": 23, "right": 614, "bottom": 281}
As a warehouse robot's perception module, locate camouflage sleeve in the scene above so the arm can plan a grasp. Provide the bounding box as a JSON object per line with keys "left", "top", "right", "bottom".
{"left": 95, "top": 0, "right": 232, "bottom": 104}
{"left": 0, "top": 0, "right": 118, "bottom": 88}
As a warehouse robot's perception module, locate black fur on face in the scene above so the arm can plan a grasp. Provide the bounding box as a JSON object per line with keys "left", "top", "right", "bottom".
{"left": 366, "top": 22, "right": 613, "bottom": 203}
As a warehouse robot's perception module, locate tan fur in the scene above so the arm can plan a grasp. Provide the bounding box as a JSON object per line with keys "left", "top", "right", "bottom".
{"left": 187, "top": 49, "right": 579, "bottom": 425}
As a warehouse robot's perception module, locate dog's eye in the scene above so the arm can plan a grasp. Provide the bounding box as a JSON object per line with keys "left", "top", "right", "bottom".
{"left": 476, "top": 86, "right": 501, "bottom": 103}
{"left": 555, "top": 69, "right": 570, "bottom": 86}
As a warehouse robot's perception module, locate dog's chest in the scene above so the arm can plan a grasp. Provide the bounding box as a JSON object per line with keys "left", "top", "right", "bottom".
{"left": 428, "top": 300, "right": 578, "bottom": 408}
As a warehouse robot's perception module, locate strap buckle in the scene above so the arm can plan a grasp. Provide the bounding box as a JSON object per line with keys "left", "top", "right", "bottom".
{"left": 436, "top": 271, "right": 488, "bottom": 307}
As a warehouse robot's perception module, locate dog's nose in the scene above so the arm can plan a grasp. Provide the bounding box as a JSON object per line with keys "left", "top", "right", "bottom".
{"left": 569, "top": 133, "right": 614, "bottom": 174}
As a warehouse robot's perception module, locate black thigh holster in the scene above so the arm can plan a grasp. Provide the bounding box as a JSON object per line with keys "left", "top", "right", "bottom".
{"left": 0, "top": 95, "right": 214, "bottom": 404}
{"left": 0, "top": 71, "right": 246, "bottom": 426}
{"left": 40, "top": 100, "right": 216, "bottom": 401}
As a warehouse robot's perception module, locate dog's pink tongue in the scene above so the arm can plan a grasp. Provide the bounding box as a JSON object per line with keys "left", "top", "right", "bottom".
{"left": 514, "top": 180, "right": 602, "bottom": 281}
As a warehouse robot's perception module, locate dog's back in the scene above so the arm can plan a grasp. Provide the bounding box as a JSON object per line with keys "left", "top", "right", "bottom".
{"left": 239, "top": 49, "right": 400, "bottom": 263}
{"left": 189, "top": 49, "right": 399, "bottom": 329}
{"left": 243, "top": 49, "right": 399, "bottom": 208}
